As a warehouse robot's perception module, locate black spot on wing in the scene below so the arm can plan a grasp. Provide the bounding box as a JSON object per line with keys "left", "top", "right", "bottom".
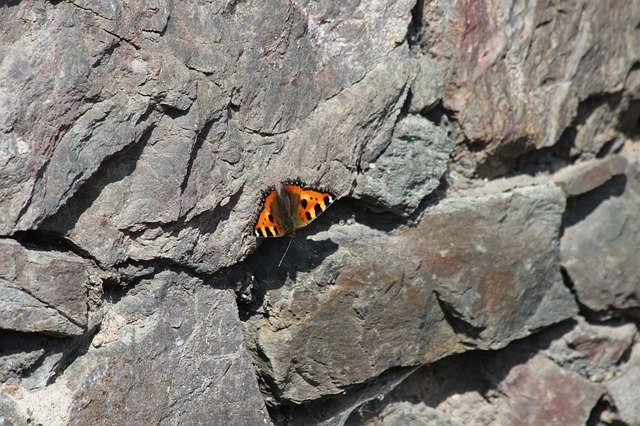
{"left": 300, "top": 198, "right": 308, "bottom": 208}
{"left": 268, "top": 214, "right": 273, "bottom": 221}
{"left": 323, "top": 196, "right": 330, "bottom": 206}
{"left": 314, "top": 203, "right": 323, "bottom": 216}
{"left": 305, "top": 211, "right": 312, "bottom": 221}
{"left": 267, "top": 227, "right": 275, "bottom": 237}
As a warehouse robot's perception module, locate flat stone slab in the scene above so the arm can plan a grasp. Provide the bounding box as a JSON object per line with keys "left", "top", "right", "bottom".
{"left": 15, "top": 271, "right": 271, "bottom": 425}
{"left": 0, "top": 240, "right": 90, "bottom": 336}
{"left": 247, "top": 184, "right": 577, "bottom": 403}
{"left": 561, "top": 157, "right": 640, "bottom": 314}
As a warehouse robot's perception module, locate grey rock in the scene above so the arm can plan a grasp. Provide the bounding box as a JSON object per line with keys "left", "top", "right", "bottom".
{"left": 0, "top": 0, "right": 418, "bottom": 275}
{"left": 362, "top": 401, "right": 458, "bottom": 426}
{"left": 572, "top": 99, "right": 628, "bottom": 159}
{"left": 0, "top": 239, "right": 91, "bottom": 336}
{"left": 19, "top": 271, "right": 270, "bottom": 425}
{"left": 425, "top": 0, "right": 640, "bottom": 166}
{"left": 561, "top": 154, "right": 640, "bottom": 314}
{"left": 354, "top": 115, "right": 452, "bottom": 215}
{"left": 552, "top": 155, "right": 627, "bottom": 197}
{"left": 409, "top": 57, "right": 443, "bottom": 113}
{"left": 0, "top": 394, "right": 26, "bottom": 426}
{"left": 0, "top": 330, "right": 71, "bottom": 389}
{"left": 495, "top": 354, "right": 602, "bottom": 426}
{"left": 353, "top": 321, "right": 608, "bottom": 426}
{"left": 282, "top": 368, "right": 418, "bottom": 426}
{"left": 246, "top": 183, "right": 575, "bottom": 403}
{"left": 0, "top": 349, "right": 45, "bottom": 384}
{"left": 430, "top": 184, "right": 576, "bottom": 346}
{"left": 1, "top": 0, "right": 639, "bottom": 423}
{"left": 544, "top": 317, "right": 636, "bottom": 381}
{"left": 606, "top": 344, "right": 640, "bottom": 426}
{"left": 0, "top": 281, "right": 83, "bottom": 337}
{"left": 0, "top": 0, "right": 159, "bottom": 233}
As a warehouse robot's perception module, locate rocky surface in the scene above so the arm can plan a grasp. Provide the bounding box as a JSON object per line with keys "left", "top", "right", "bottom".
{"left": 2, "top": 271, "right": 270, "bottom": 424}
{"left": 0, "top": 239, "right": 98, "bottom": 337}
{"left": 1, "top": 0, "right": 639, "bottom": 425}
{"left": 243, "top": 183, "right": 575, "bottom": 403}
{"left": 349, "top": 318, "right": 636, "bottom": 426}
{"left": 561, "top": 149, "right": 640, "bottom": 316}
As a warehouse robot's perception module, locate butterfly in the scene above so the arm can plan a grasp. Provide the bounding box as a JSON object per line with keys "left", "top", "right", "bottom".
{"left": 254, "top": 179, "right": 336, "bottom": 238}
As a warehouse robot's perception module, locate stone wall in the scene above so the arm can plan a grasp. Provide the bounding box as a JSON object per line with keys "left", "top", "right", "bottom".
{"left": 1, "top": 0, "right": 638, "bottom": 424}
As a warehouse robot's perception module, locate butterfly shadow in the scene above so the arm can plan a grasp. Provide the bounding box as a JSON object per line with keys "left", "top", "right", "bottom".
{"left": 253, "top": 229, "right": 339, "bottom": 274}
{"left": 239, "top": 215, "right": 339, "bottom": 312}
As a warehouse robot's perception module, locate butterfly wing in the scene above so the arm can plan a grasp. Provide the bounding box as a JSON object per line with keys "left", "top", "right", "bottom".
{"left": 282, "top": 180, "right": 335, "bottom": 230}
{"left": 254, "top": 188, "right": 288, "bottom": 238}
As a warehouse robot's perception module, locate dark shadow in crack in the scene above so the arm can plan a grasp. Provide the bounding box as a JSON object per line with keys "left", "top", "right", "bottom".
{"left": 272, "top": 366, "right": 418, "bottom": 426}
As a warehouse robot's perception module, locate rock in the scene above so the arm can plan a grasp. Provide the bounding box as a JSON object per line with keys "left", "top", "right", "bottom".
{"left": 552, "top": 155, "right": 627, "bottom": 196}
{"left": 1, "top": 0, "right": 417, "bottom": 277}
{"left": 571, "top": 97, "right": 628, "bottom": 159}
{"left": 0, "top": 349, "right": 45, "bottom": 384}
{"left": 245, "top": 183, "right": 576, "bottom": 403}
{"left": 0, "top": 392, "right": 26, "bottom": 426}
{"left": 606, "top": 344, "right": 640, "bottom": 426}
{"left": 561, "top": 153, "right": 640, "bottom": 314}
{"left": 2, "top": 0, "right": 639, "bottom": 423}
{"left": 354, "top": 114, "right": 452, "bottom": 215}
{"left": 361, "top": 401, "right": 457, "bottom": 426}
{"left": 544, "top": 317, "right": 636, "bottom": 381}
{"left": 280, "top": 368, "right": 417, "bottom": 426}
{"left": 409, "top": 57, "right": 443, "bottom": 113}
{"left": 352, "top": 322, "right": 606, "bottom": 426}
{"left": 0, "top": 239, "right": 92, "bottom": 336}
{"left": 496, "top": 354, "right": 602, "bottom": 426}
{"left": 12, "top": 271, "right": 270, "bottom": 425}
{"left": 426, "top": 0, "right": 640, "bottom": 155}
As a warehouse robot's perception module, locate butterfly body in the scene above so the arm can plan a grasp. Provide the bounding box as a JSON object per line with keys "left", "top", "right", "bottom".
{"left": 254, "top": 179, "right": 335, "bottom": 238}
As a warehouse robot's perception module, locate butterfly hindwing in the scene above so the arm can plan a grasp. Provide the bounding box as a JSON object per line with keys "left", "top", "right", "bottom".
{"left": 282, "top": 180, "right": 335, "bottom": 229}
{"left": 254, "top": 188, "right": 288, "bottom": 238}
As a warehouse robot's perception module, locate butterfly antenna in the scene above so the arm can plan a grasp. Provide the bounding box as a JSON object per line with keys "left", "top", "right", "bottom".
{"left": 278, "top": 237, "right": 294, "bottom": 267}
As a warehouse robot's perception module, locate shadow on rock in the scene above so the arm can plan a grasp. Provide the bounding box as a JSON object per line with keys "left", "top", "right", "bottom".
{"left": 563, "top": 174, "right": 627, "bottom": 229}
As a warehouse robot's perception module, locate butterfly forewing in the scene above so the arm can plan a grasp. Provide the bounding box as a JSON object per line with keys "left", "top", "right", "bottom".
{"left": 282, "top": 182, "right": 335, "bottom": 229}
{"left": 254, "top": 188, "right": 288, "bottom": 238}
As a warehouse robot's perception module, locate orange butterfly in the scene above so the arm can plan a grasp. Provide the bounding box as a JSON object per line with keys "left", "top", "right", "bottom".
{"left": 254, "top": 179, "right": 336, "bottom": 238}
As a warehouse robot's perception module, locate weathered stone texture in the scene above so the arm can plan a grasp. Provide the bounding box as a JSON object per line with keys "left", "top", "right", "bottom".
{"left": 1, "top": 0, "right": 639, "bottom": 424}
{"left": 1, "top": 0, "right": 418, "bottom": 274}
{"left": 561, "top": 150, "right": 640, "bottom": 315}
{"left": 606, "top": 343, "right": 640, "bottom": 426}
{"left": 350, "top": 319, "right": 636, "bottom": 426}
{"left": 496, "top": 354, "right": 602, "bottom": 426}
{"left": 3, "top": 271, "right": 270, "bottom": 425}
{"left": 552, "top": 155, "right": 627, "bottom": 197}
{"left": 354, "top": 114, "right": 452, "bottom": 215}
{"left": 362, "top": 401, "right": 457, "bottom": 426}
{"left": 427, "top": 0, "right": 640, "bottom": 158}
{"left": 246, "top": 183, "right": 575, "bottom": 403}
{"left": 0, "top": 239, "right": 91, "bottom": 336}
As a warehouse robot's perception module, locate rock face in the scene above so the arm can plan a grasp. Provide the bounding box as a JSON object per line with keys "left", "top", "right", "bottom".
{"left": 1, "top": 0, "right": 639, "bottom": 425}
{"left": 246, "top": 184, "right": 575, "bottom": 403}
{"left": 0, "top": 239, "right": 95, "bottom": 337}
{"left": 561, "top": 151, "right": 640, "bottom": 316}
